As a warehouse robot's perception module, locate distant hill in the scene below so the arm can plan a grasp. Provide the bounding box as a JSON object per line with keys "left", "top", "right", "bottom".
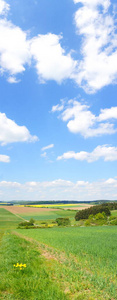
{"left": 0, "top": 199, "right": 117, "bottom": 205}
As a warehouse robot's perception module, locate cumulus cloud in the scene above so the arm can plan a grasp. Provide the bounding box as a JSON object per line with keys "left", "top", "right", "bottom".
{"left": 98, "top": 107, "right": 117, "bottom": 121}
{"left": 57, "top": 145, "right": 117, "bottom": 162}
{"left": 73, "top": 0, "right": 117, "bottom": 92}
{"left": 0, "top": 112, "right": 38, "bottom": 145}
{"left": 41, "top": 144, "right": 54, "bottom": 151}
{"left": 0, "top": 177, "right": 117, "bottom": 201}
{"left": 1, "top": 0, "right": 117, "bottom": 93}
{"left": 0, "top": 154, "right": 10, "bottom": 162}
{"left": 0, "top": 19, "right": 30, "bottom": 80}
{"left": 30, "top": 33, "right": 77, "bottom": 83}
{"left": 0, "top": 1, "right": 77, "bottom": 84}
{"left": 52, "top": 99, "right": 117, "bottom": 138}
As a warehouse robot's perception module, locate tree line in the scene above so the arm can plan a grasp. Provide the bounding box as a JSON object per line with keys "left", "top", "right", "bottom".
{"left": 75, "top": 204, "right": 111, "bottom": 221}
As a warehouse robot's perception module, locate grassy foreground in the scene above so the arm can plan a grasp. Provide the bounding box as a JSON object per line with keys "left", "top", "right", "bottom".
{"left": 17, "top": 226, "right": 117, "bottom": 299}
{"left": 0, "top": 207, "right": 117, "bottom": 299}
{"left": 0, "top": 232, "right": 68, "bottom": 300}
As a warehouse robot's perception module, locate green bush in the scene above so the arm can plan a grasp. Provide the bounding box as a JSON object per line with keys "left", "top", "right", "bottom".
{"left": 18, "top": 218, "right": 35, "bottom": 228}
{"left": 88, "top": 214, "right": 94, "bottom": 220}
{"left": 85, "top": 219, "right": 91, "bottom": 226}
{"left": 95, "top": 213, "right": 106, "bottom": 220}
{"left": 110, "top": 218, "right": 117, "bottom": 225}
{"left": 29, "top": 218, "right": 35, "bottom": 225}
{"left": 109, "top": 215, "right": 117, "bottom": 221}
{"left": 56, "top": 218, "right": 70, "bottom": 226}
{"left": 19, "top": 221, "right": 29, "bottom": 227}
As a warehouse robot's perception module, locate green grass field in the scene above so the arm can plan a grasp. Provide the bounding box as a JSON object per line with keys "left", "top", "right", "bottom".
{"left": 0, "top": 208, "right": 21, "bottom": 229}
{"left": 111, "top": 210, "right": 117, "bottom": 216}
{"left": 18, "top": 209, "right": 76, "bottom": 224}
{"left": 0, "top": 207, "right": 117, "bottom": 299}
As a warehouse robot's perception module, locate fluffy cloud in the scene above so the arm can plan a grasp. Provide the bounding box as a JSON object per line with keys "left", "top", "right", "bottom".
{"left": 0, "top": 112, "right": 38, "bottom": 145}
{"left": 0, "top": 0, "right": 9, "bottom": 15}
{"left": 41, "top": 144, "right": 54, "bottom": 151}
{"left": 52, "top": 99, "right": 117, "bottom": 138}
{"left": 0, "top": 1, "right": 30, "bottom": 80}
{"left": 57, "top": 145, "right": 117, "bottom": 162}
{"left": 0, "top": 154, "right": 10, "bottom": 162}
{"left": 98, "top": 107, "right": 117, "bottom": 121}
{"left": 30, "top": 33, "right": 77, "bottom": 83}
{"left": 73, "top": 0, "right": 117, "bottom": 92}
{"left": 0, "top": 19, "right": 30, "bottom": 81}
{"left": 0, "top": 1, "right": 77, "bottom": 84}
{"left": 0, "top": 177, "right": 117, "bottom": 201}
{"left": 1, "top": 0, "right": 117, "bottom": 93}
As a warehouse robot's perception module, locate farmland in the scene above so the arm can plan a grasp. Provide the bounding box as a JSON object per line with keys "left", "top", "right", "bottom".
{"left": 0, "top": 206, "right": 117, "bottom": 299}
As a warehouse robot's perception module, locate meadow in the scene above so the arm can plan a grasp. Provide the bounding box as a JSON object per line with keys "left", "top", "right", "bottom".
{"left": 0, "top": 206, "right": 117, "bottom": 299}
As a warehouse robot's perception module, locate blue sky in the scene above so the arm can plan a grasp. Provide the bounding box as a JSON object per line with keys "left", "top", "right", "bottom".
{"left": 0, "top": 0, "right": 117, "bottom": 201}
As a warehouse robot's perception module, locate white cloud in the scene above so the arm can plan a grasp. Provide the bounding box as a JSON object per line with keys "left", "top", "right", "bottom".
{"left": 30, "top": 33, "right": 77, "bottom": 83}
{"left": 73, "top": 0, "right": 117, "bottom": 92}
{"left": 0, "top": 19, "right": 30, "bottom": 79}
{"left": 0, "top": 0, "right": 9, "bottom": 15}
{"left": 7, "top": 76, "right": 20, "bottom": 84}
{"left": 1, "top": 0, "right": 117, "bottom": 94}
{"left": 105, "top": 178, "right": 117, "bottom": 184}
{"left": 41, "top": 144, "right": 54, "bottom": 151}
{"left": 0, "top": 181, "right": 21, "bottom": 187}
{"left": 0, "top": 112, "right": 38, "bottom": 145}
{"left": 0, "top": 2, "right": 77, "bottom": 85}
{"left": 0, "top": 177, "right": 117, "bottom": 201}
{"left": 0, "top": 154, "right": 10, "bottom": 162}
{"left": 57, "top": 145, "right": 117, "bottom": 162}
{"left": 73, "top": 0, "right": 110, "bottom": 11}
{"left": 98, "top": 107, "right": 117, "bottom": 121}
{"left": 52, "top": 99, "right": 117, "bottom": 138}
{"left": 51, "top": 104, "right": 64, "bottom": 113}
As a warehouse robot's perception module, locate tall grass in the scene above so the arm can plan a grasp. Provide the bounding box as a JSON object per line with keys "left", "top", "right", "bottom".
{"left": 17, "top": 226, "right": 117, "bottom": 299}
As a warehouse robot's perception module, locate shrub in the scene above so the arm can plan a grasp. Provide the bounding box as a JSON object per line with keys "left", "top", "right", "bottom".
{"left": 88, "top": 214, "right": 94, "bottom": 220}
{"left": 19, "top": 221, "right": 29, "bottom": 227}
{"left": 29, "top": 218, "right": 35, "bottom": 225}
{"left": 110, "top": 218, "right": 117, "bottom": 225}
{"left": 85, "top": 219, "right": 90, "bottom": 226}
{"left": 18, "top": 218, "right": 35, "bottom": 228}
{"left": 56, "top": 218, "right": 70, "bottom": 226}
{"left": 109, "top": 215, "right": 117, "bottom": 221}
{"left": 95, "top": 213, "right": 106, "bottom": 220}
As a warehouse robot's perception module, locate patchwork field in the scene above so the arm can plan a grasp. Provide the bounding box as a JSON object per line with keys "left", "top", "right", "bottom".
{"left": 21, "top": 203, "right": 93, "bottom": 210}
{"left": 2, "top": 205, "right": 77, "bottom": 221}
{"left": 0, "top": 206, "right": 117, "bottom": 299}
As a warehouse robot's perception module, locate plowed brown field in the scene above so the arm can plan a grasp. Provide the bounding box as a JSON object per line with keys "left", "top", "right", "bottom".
{"left": 1, "top": 206, "right": 58, "bottom": 214}
{"left": 1, "top": 204, "right": 93, "bottom": 214}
